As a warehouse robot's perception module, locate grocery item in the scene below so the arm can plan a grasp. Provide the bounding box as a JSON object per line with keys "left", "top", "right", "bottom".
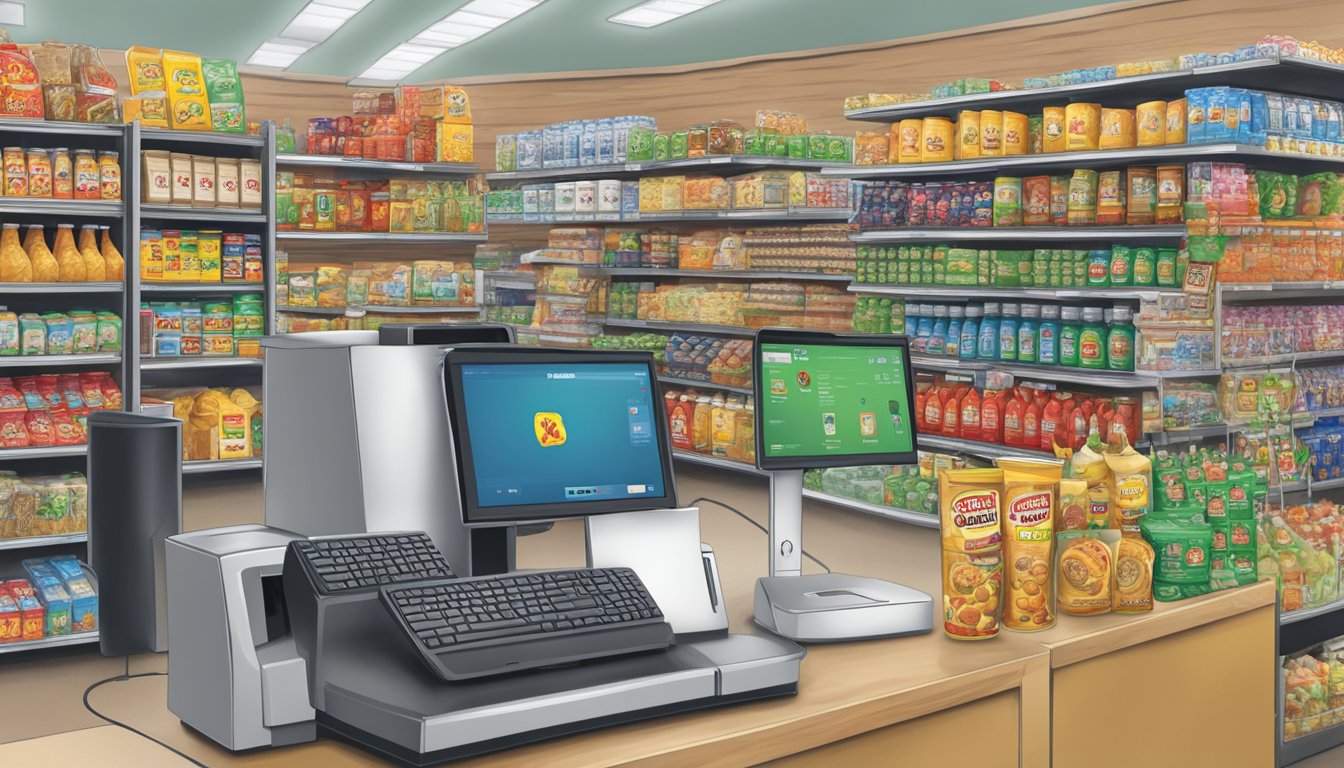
{"left": 1114, "top": 537, "right": 1155, "bottom": 612}
{"left": 921, "top": 117, "right": 953, "bottom": 162}
{"left": 999, "top": 458, "right": 1061, "bottom": 631}
{"left": 1136, "top": 101, "right": 1167, "bottom": 146}
{"left": 1104, "top": 436, "right": 1152, "bottom": 535}
{"left": 1098, "top": 108, "right": 1136, "bottom": 149}
{"left": 52, "top": 224, "right": 84, "bottom": 282}
{"left": 98, "top": 226, "right": 123, "bottom": 281}
{"left": 1064, "top": 103, "right": 1101, "bottom": 151}
{"left": 0, "top": 223, "right": 31, "bottom": 282}
{"left": 939, "top": 468, "right": 1003, "bottom": 640}
{"left": 76, "top": 225, "right": 105, "bottom": 282}
{"left": 1042, "top": 106, "right": 1066, "bottom": 153}
{"left": 1056, "top": 529, "right": 1120, "bottom": 615}
{"left": 956, "top": 110, "right": 980, "bottom": 160}
{"left": 1002, "top": 111, "right": 1028, "bottom": 156}
{"left": 1059, "top": 478, "right": 1089, "bottom": 531}
{"left": 162, "top": 50, "right": 209, "bottom": 131}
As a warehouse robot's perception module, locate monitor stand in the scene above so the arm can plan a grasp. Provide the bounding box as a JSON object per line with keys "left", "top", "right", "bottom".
{"left": 752, "top": 470, "right": 934, "bottom": 642}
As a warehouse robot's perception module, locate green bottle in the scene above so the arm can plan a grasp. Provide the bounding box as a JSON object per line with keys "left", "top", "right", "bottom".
{"left": 1087, "top": 250, "right": 1112, "bottom": 287}
{"left": 1156, "top": 248, "right": 1178, "bottom": 287}
{"left": 1107, "top": 305, "right": 1136, "bottom": 372}
{"left": 1059, "top": 305, "right": 1082, "bottom": 367}
{"left": 1109, "top": 246, "right": 1133, "bottom": 287}
{"left": 1078, "top": 306, "right": 1108, "bottom": 369}
{"left": 1131, "top": 248, "right": 1156, "bottom": 287}
{"left": 1176, "top": 248, "right": 1190, "bottom": 286}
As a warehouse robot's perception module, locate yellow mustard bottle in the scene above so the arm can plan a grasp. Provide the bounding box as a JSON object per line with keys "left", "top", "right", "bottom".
{"left": 24, "top": 225, "right": 58, "bottom": 282}
{"left": 53, "top": 224, "right": 86, "bottom": 282}
{"left": 692, "top": 394, "right": 713, "bottom": 453}
{"left": 78, "top": 224, "right": 106, "bottom": 281}
{"left": 0, "top": 223, "right": 32, "bottom": 282}
{"left": 98, "top": 225, "right": 124, "bottom": 281}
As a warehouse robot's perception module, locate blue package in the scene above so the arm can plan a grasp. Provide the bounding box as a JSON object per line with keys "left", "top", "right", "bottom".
{"left": 62, "top": 573, "right": 97, "bottom": 634}
{"left": 1283, "top": 96, "right": 1299, "bottom": 137}
{"left": 621, "top": 180, "right": 639, "bottom": 214}
{"left": 541, "top": 125, "right": 562, "bottom": 168}
{"left": 1207, "top": 88, "right": 1229, "bottom": 142}
{"left": 562, "top": 122, "right": 581, "bottom": 168}
{"left": 595, "top": 118, "right": 614, "bottom": 165}
{"left": 1312, "top": 100, "right": 1328, "bottom": 141}
{"left": 47, "top": 555, "right": 83, "bottom": 581}
{"left": 1185, "top": 89, "right": 1208, "bottom": 143}
{"left": 1328, "top": 102, "right": 1342, "bottom": 143}
{"left": 579, "top": 121, "right": 597, "bottom": 167}
{"left": 1229, "top": 89, "right": 1250, "bottom": 143}
{"left": 1250, "top": 91, "right": 1269, "bottom": 145}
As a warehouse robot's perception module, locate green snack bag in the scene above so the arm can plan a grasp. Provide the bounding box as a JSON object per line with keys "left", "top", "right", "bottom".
{"left": 806, "top": 134, "right": 827, "bottom": 160}
{"left": 1109, "top": 245, "right": 1134, "bottom": 286}
{"left": 1141, "top": 518, "right": 1213, "bottom": 585}
{"left": 1154, "top": 582, "right": 1184, "bottom": 602}
{"left": 669, "top": 131, "right": 688, "bottom": 160}
{"left": 1155, "top": 466, "right": 1187, "bottom": 512}
{"left": 1182, "top": 463, "right": 1207, "bottom": 511}
{"left": 1131, "top": 247, "right": 1156, "bottom": 286}
{"left": 627, "top": 126, "right": 655, "bottom": 162}
{"left": 1211, "top": 520, "right": 1231, "bottom": 555}
{"left": 201, "top": 59, "right": 246, "bottom": 133}
{"left": 652, "top": 133, "right": 669, "bottom": 162}
{"left": 1227, "top": 464, "right": 1256, "bottom": 518}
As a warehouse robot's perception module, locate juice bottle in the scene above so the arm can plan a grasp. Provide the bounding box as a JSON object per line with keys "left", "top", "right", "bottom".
{"left": 1017, "top": 303, "right": 1039, "bottom": 364}
{"left": 1040, "top": 392, "right": 1069, "bottom": 452}
{"left": 941, "top": 385, "right": 963, "bottom": 438}
{"left": 998, "top": 302, "right": 1019, "bottom": 362}
{"left": 668, "top": 391, "right": 692, "bottom": 451}
{"left": 946, "top": 305, "right": 963, "bottom": 358}
{"left": 692, "top": 394, "right": 713, "bottom": 453}
{"left": 1059, "top": 305, "right": 1082, "bottom": 366}
{"left": 1003, "top": 391, "right": 1026, "bottom": 447}
{"left": 915, "top": 385, "right": 929, "bottom": 431}
{"left": 977, "top": 301, "right": 1000, "bottom": 360}
{"left": 959, "top": 387, "right": 983, "bottom": 442}
{"left": 923, "top": 384, "right": 945, "bottom": 435}
{"left": 960, "top": 304, "right": 981, "bottom": 360}
{"left": 981, "top": 389, "right": 1004, "bottom": 444}
{"left": 1078, "top": 306, "right": 1107, "bottom": 369}
{"left": 1023, "top": 392, "right": 1043, "bottom": 448}
{"left": 928, "top": 305, "right": 948, "bottom": 356}
{"left": 1107, "top": 305, "right": 1136, "bottom": 372}
{"left": 1038, "top": 304, "right": 1060, "bottom": 365}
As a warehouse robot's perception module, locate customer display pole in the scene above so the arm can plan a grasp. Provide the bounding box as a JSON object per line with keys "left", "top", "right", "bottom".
{"left": 767, "top": 470, "right": 804, "bottom": 578}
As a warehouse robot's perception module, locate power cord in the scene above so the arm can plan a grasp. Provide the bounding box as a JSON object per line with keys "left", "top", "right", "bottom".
{"left": 82, "top": 656, "right": 209, "bottom": 768}
{"left": 686, "top": 496, "right": 831, "bottom": 573}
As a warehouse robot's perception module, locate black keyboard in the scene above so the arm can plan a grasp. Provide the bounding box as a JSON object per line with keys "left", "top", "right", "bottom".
{"left": 288, "top": 532, "right": 454, "bottom": 595}
{"left": 380, "top": 567, "right": 674, "bottom": 681}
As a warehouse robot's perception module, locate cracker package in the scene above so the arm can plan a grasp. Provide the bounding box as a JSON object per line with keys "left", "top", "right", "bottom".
{"left": 440, "top": 86, "right": 472, "bottom": 124}
{"left": 124, "top": 46, "right": 169, "bottom": 128}
{"left": 939, "top": 468, "right": 1004, "bottom": 640}
{"left": 1103, "top": 435, "right": 1152, "bottom": 536}
{"left": 1056, "top": 529, "right": 1120, "bottom": 616}
{"left": 201, "top": 59, "right": 245, "bottom": 134}
{"left": 1114, "top": 537, "right": 1155, "bottom": 612}
{"left": 161, "top": 50, "right": 209, "bottom": 131}
{"left": 998, "top": 458, "right": 1062, "bottom": 631}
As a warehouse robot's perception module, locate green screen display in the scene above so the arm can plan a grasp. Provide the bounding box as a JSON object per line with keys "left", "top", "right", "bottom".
{"left": 759, "top": 342, "right": 915, "bottom": 460}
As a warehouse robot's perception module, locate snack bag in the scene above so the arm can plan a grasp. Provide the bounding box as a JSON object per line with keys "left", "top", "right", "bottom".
{"left": 1070, "top": 430, "right": 1111, "bottom": 528}
{"left": 440, "top": 85, "right": 471, "bottom": 124}
{"left": 201, "top": 59, "right": 245, "bottom": 133}
{"left": 124, "top": 46, "right": 169, "bottom": 128}
{"left": 161, "top": 50, "right": 209, "bottom": 131}
{"left": 1141, "top": 517, "right": 1213, "bottom": 588}
{"left": 1056, "top": 529, "right": 1120, "bottom": 615}
{"left": 939, "top": 468, "right": 1004, "bottom": 640}
{"left": 998, "top": 458, "right": 1062, "bottom": 631}
{"left": 1059, "top": 478, "right": 1089, "bottom": 531}
{"left": 1114, "top": 537, "right": 1155, "bottom": 612}
{"left": 1103, "top": 433, "right": 1152, "bottom": 536}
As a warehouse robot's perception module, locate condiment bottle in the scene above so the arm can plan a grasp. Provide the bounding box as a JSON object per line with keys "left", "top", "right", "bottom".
{"left": 977, "top": 301, "right": 1000, "bottom": 360}
{"left": 1040, "top": 392, "right": 1069, "bottom": 452}
{"left": 1038, "top": 304, "right": 1061, "bottom": 366}
{"left": 1108, "top": 305, "right": 1136, "bottom": 372}
{"left": 959, "top": 387, "right": 982, "bottom": 442}
{"left": 946, "top": 304, "right": 963, "bottom": 358}
{"left": 960, "top": 304, "right": 981, "bottom": 360}
{"left": 1003, "top": 390, "right": 1026, "bottom": 447}
{"left": 78, "top": 225, "right": 106, "bottom": 281}
{"left": 1023, "top": 391, "right": 1043, "bottom": 448}
{"left": 998, "top": 303, "right": 1019, "bottom": 362}
{"left": 981, "top": 389, "right": 1004, "bottom": 444}
{"left": 1078, "top": 306, "right": 1108, "bottom": 369}
{"left": 53, "top": 223, "right": 86, "bottom": 282}
{"left": 1017, "top": 303, "right": 1039, "bottom": 364}
{"left": 1059, "top": 305, "right": 1083, "bottom": 367}
{"left": 24, "top": 225, "right": 57, "bottom": 282}
{"left": 941, "top": 384, "right": 963, "bottom": 438}
{"left": 100, "top": 226, "right": 123, "bottom": 281}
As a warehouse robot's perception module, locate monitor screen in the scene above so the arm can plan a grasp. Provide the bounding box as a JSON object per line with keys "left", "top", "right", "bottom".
{"left": 445, "top": 348, "right": 677, "bottom": 525}
{"left": 754, "top": 329, "right": 918, "bottom": 470}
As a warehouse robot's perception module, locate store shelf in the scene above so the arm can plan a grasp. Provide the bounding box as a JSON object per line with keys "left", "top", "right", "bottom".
{"left": 0, "top": 198, "right": 122, "bottom": 217}
{"left": 0, "top": 631, "right": 98, "bottom": 655}
{"left": 850, "top": 226, "right": 1186, "bottom": 243}
{"left": 183, "top": 458, "right": 263, "bottom": 474}
{"left": 0, "top": 282, "right": 122, "bottom": 294}
{"left": 1219, "top": 282, "right": 1344, "bottom": 301}
{"left": 909, "top": 353, "right": 1166, "bottom": 387}
{"left": 489, "top": 207, "right": 854, "bottom": 225}
{"left": 276, "top": 305, "right": 349, "bottom": 316}
{"left": 1282, "top": 596, "right": 1344, "bottom": 626}
{"left": 140, "top": 357, "right": 263, "bottom": 371}
{"left": 140, "top": 128, "right": 265, "bottom": 148}
{"left": 849, "top": 283, "right": 1179, "bottom": 300}
{"left": 605, "top": 318, "right": 755, "bottom": 338}
{"left": 917, "top": 434, "right": 1057, "bottom": 460}
{"left": 830, "top": 144, "right": 1344, "bottom": 179}
{"left": 1223, "top": 350, "right": 1344, "bottom": 369}
{"left": 276, "top": 153, "right": 478, "bottom": 176}
{"left": 360, "top": 304, "right": 479, "bottom": 315}
{"left": 801, "top": 489, "right": 939, "bottom": 529}
{"left": 276, "top": 231, "right": 487, "bottom": 244}
{"left": 1281, "top": 719, "right": 1344, "bottom": 768}
{"left": 657, "top": 374, "right": 753, "bottom": 395}
{"left": 487, "top": 162, "right": 632, "bottom": 183}
{"left": 1150, "top": 423, "right": 1230, "bottom": 445}
{"left": 607, "top": 268, "right": 852, "bottom": 282}
{"left": 0, "top": 118, "right": 123, "bottom": 137}
{"left": 0, "top": 533, "right": 86, "bottom": 551}
{"left": 843, "top": 56, "right": 1344, "bottom": 122}
{"left": 139, "top": 205, "right": 268, "bottom": 223}
{"left": 0, "top": 354, "right": 120, "bottom": 368}
{"left": 488, "top": 155, "right": 850, "bottom": 184}
{"left": 672, "top": 449, "right": 766, "bottom": 476}
{"left": 0, "top": 445, "right": 86, "bottom": 460}
{"left": 141, "top": 282, "right": 266, "bottom": 294}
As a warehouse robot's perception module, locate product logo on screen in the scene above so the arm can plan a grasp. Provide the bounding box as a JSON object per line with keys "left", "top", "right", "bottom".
{"left": 533, "top": 412, "right": 567, "bottom": 447}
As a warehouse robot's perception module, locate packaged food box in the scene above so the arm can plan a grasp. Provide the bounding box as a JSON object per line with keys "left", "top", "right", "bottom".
{"left": 3, "top": 580, "right": 42, "bottom": 640}
{"left": 21, "top": 560, "right": 71, "bottom": 636}
{"left": 162, "top": 50, "right": 209, "bottom": 131}
{"left": 201, "top": 59, "right": 245, "bottom": 133}
{"left": 0, "top": 591, "right": 18, "bottom": 642}
{"left": 124, "top": 46, "right": 169, "bottom": 128}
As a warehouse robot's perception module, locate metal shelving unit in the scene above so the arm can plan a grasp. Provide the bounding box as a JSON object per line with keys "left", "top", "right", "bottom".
{"left": 801, "top": 489, "right": 938, "bottom": 529}
{"left": 0, "top": 631, "right": 98, "bottom": 655}
{"left": 275, "top": 153, "right": 478, "bottom": 177}
{"left": 0, "top": 533, "right": 87, "bottom": 552}
{"left": 140, "top": 357, "right": 263, "bottom": 371}
{"left": 849, "top": 226, "right": 1186, "bottom": 243}
{"left": 277, "top": 231, "right": 487, "bottom": 243}
{"left": 489, "top": 207, "right": 853, "bottom": 225}
{"left": 183, "top": 458, "right": 263, "bottom": 474}
{"left": 657, "top": 374, "right": 752, "bottom": 396}
{"left": 0, "top": 354, "right": 121, "bottom": 368}
{"left": 608, "top": 268, "right": 851, "bottom": 282}
{"left": 138, "top": 204, "right": 269, "bottom": 224}
{"left": 671, "top": 449, "right": 766, "bottom": 476}
{"left": 605, "top": 318, "right": 756, "bottom": 338}
{"left": 909, "top": 353, "right": 1167, "bottom": 388}
{"left": 486, "top": 154, "right": 848, "bottom": 184}
{"left": 0, "top": 445, "right": 87, "bottom": 460}
{"left": 141, "top": 282, "right": 266, "bottom": 294}
{"left": 0, "top": 199, "right": 122, "bottom": 217}
{"left": 0, "top": 282, "right": 123, "bottom": 293}
{"left": 1223, "top": 350, "right": 1344, "bottom": 369}
{"left": 916, "top": 435, "right": 1058, "bottom": 461}
{"left": 850, "top": 283, "right": 1180, "bottom": 301}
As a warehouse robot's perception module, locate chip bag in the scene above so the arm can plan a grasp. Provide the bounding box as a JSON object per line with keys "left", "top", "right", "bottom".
{"left": 1056, "top": 529, "right": 1120, "bottom": 616}
{"left": 998, "top": 458, "right": 1062, "bottom": 631}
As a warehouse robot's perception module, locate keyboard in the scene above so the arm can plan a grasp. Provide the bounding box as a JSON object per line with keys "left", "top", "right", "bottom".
{"left": 380, "top": 567, "right": 674, "bottom": 681}
{"left": 288, "top": 532, "right": 454, "bottom": 595}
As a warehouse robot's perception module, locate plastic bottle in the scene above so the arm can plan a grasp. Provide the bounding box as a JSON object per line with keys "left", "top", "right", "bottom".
{"left": 915, "top": 303, "right": 935, "bottom": 353}
{"left": 922, "top": 384, "right": 944, "bottom": 435}
{"left": 1003, "top": 390, "right": 1025, "bottom": 447}
{"left": 946, "top": 305, "right": 963, "bottom": 358}
{"left": 1078, "top": 306, "right": 1108, "bottom": 369}
{"left": 928, "top": 305, "right": 948, "bottom": 356}
{"left": 1023, "top": 392, "right": 1043, "bottom": 448}
{"left": 1017, "top": 303, "right": 1039, "bottom": 364}
{"left": 1086, "top": 249, "right": 1111, "bottom": 287}
{"left": 276, "top": 118, "right": 297, "bottom": 154}
{"left": 1109, "top": 246, "right": 1133, "bottom": 286}
{"left": 959, "top": 387, "right": 982, "bottom": 442}
{"left": 941, "top": 384, "right": 963, "bottom": 437}
{"left": 960, "top": 304, "right": 981, "bottom": 360}
{"left": 998, "top": 303, "right": 1019, "bottom": 362}
{"left": 980, "top": 389, "right": 1004, "bottom": 444}
{"left": 1108, "top": 305, "right": 1136, "bottom": 372}
{"left": 1059, "top": 305, "right": 1082, "bottom": 367}
{"left": 1040, "top": 392, "right": 1068, "bottom": 452}
{"left": 1037, "top": 304, "right": 1060, "bottom": 365}
{"left": 977, "top": 301, "right": 1000, "bottom": 360}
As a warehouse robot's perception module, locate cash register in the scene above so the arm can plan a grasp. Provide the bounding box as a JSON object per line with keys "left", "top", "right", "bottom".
{"left": 165, "top": 333, "right": 804, "bottom": 765}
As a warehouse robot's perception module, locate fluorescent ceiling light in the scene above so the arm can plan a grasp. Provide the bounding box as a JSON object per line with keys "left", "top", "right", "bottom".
{"left": 609, "top": 0, "right": 723, "bottom": 28}
{"left": 0, "top": 1, "right": 24, "bottom": 26}
{"left": 247, "top": 38, "right": 314, "bottom": 69}
{"left": 247, "top": 0, "right": 372, "bottom": 68}
{"left": 355, "top": 0, "right": 546, "bottom": 83}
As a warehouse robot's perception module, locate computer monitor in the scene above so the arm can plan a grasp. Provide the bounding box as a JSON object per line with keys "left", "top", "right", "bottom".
{"left": 444, "top": 347, "right": 678, "bottom": 526}
{"left": 754, "top": 328, "right": 918, "bottom": 471}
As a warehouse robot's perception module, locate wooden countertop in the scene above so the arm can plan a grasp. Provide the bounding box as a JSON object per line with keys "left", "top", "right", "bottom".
{"left": 15, "top": 467, "right": 1275, "bottom": 767}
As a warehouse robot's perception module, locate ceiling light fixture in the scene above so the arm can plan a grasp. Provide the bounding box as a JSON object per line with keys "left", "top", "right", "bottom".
{"left": 354, "top": 0, "right": 547, "bottom": 84}
{"left": 609, "top": 0, "right": 723, "bottom": 28}
{"left": 0, "top": 1, "right": 25, "bottom": 27}
{"left": 247, "top": 0, "right": 372, "bottom": 69}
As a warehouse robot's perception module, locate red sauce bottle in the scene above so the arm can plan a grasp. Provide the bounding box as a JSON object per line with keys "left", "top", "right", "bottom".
{"left": 981, "top": 389, "right": 1004, "bottom": 444}
{"left": 1040, "top": 392, "right": 1069, "bottom": 452}
{"left": 1003, "top": 391, "right": 1026, "bottom": 447}
{"left": 959, "top": 387, "right": 983, "bottom": 443}
{"left": 1023, "top": 395, "right": 1043, "bottom": 449}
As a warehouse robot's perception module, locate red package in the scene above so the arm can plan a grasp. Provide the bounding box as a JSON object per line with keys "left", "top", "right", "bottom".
{"left": 74, "top": 89, "right": 118, "bottom": 124}
{"left": 0, "top": 411, "right": 30, "bottom": 448}
{"left": 35, "top": 375, "right": 60, "bottom": 409}
{"left": 4, "top": 580, "right": 44, "bottom": 641}
{"left": 58, "top": 375, "right": 84, "bottom": 410}
{"left": 79, "top": 373, "right": 105, "bottom": 410}
{"left": 14, "top": 377, "right": 43, "bottom": 410}
{"left": 0, "top": 378, "right": 24, "bottom": 412}
{"left": 50, "top": 408, "right": 83, "bottom": 446}
{"left": 96, "top": 373, "right": 122, "bottom": 411}
{"left": 0, "top": 591, "right": 19, "bottom": 644}
{"left": 24, "top": 409, "right": 53, "bottom": 446}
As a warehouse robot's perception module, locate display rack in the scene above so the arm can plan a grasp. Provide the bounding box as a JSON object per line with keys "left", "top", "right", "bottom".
{"left": 488, "top": 207, "right": 854, "bottom": 225}
{"left": 0, "top": 631, "right": 99, "bottom": 656}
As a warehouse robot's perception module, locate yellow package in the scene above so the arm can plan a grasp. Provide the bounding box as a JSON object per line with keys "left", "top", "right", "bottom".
{"left": 979, "top": 110, "right": 1003, "bottom": 157}
{"left": 1103, "top": 437, "right": 1152, "bottom": 536}
{"left": 1001, "top": 111, "right": 1028, "bottom": 156}
{"left": 1056, "top": 530, "right": 1120, "bottom": 616}
{"left": 920, "top": 117, "right": 953, "bottom": 162}
{"left": 896, "top": 119, "right": 922, "bottom": 164}
{"left": 998, "top": 458, "right": 1062, "bottom": 632}
{"left": 1065, "top": 103, "right": 1101, "bottom": 151}
{"left": 161, "top": 50, "right": 209, "bottom": 131}
{"left": 1059, "top": 478, "right": 1089, "bottom": 531}
{"left": 1165, "top": 98, "right": 1188, "bottom": 145}
{"left": 1136, "top": 100, "right": 1167, "bottom": 146}
{"left": 956, "top": 110, "right": 980, "bottom": 160}
{"left": 939, "top": 468, "right": 1004, "bottom": 640}
{"left": 441, "top": 85, "right": 471, "bottom": 124}
{"left": 1114, "top": 537, "right": 1154, "bottom": 613}
{"left": 439, "top": 123, "right": 474, "bottom": 163}
{"left": 1042, "top": 106, "right": 1067, "bottom": 153}
{"left": 125, "top": 46, "right": 165, "bottom": 94}
{"left": 1070, "top": 438, "right": 1111, "bottom": 528}
{"left": 1099, "top": 108, "right": 1136, "bottom": 149}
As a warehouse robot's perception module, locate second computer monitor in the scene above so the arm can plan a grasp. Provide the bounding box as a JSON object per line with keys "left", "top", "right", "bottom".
{"left": 754, "top": 328, "right": 919, "bottom": 471}
{"left": 444, "top": 347, "right": 678, "bottom": 526}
